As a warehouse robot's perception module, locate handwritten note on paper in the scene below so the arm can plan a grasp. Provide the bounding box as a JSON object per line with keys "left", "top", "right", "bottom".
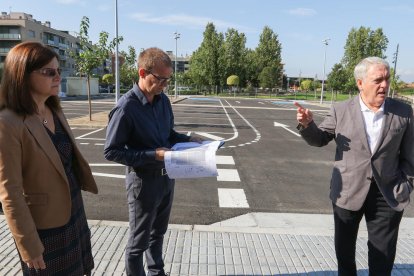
{"left": 164, "top": 140, "right": 224, "bottom": 179}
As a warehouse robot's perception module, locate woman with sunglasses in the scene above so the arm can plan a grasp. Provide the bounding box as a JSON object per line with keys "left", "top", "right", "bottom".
{"left": 0, "top": 41, "right": 98, "bottom": 275}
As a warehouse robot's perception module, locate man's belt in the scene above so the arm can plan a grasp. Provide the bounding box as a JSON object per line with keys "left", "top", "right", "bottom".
{"left": 133, "top": 167, "right": 167, "bottom": 176}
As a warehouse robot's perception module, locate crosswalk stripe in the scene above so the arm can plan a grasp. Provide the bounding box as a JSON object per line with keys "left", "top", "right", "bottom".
{"left": 218, "top": 188, "right": 249, "bottom": 208}
{"left": 217, "top": 169, "right": 240, "bottom": 182}
{"left": 216, "top": 156, "right": 235, "bottom": 165}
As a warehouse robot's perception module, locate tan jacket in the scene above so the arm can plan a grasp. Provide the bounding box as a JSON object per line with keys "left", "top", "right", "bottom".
{"left": 0, "top": 108, "right": 98, "bottom": 262}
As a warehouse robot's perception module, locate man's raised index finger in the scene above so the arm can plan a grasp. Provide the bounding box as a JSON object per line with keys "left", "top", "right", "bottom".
{"left": 293, "top": 102, "right": 304, "bottom": 109}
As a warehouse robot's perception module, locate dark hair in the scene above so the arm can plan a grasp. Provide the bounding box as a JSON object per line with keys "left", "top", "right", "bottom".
{"left": 138, "top": 47, "right": 172, "bottom": 72}
{"left": 0, "top": 41, "right": 61, "bottom": 114}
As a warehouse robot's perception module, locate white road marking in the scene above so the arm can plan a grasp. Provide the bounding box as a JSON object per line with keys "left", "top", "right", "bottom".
{"left": 217, "top": 169, "right": 240, "bottom": 182}
{"left": 258, "top": 102, "right": 264, "bottom": 104}
{"left": 92, "top": 172, "right": 125, "bottom": 179}
{"left": 235, "top": 101, "right": 240, "bottom": 104}
{"left": 194, "top": 132, "right": 224, "bottom": 141}
{"left": 224, "top": 99, "right": 261, "bottom": 145}
{"left": 80, "top": 143, "right": 89, "bottom": 145}
{"left": 274, "top": 121, "right": 301, "bottom": 137}
{"left": 95, "top": 143, "right": 105, "bottom": 146}
{"left": 219, "top": 100, "right": 239, "bottom": 141}
{"left": 76, "top": 128, "right": 105, "bottom": 139}
{"left": 218, "top": 188, "right": 249, "bottom": 208}
{"left": 216, "top": 156, "right": 235, "bottom": 165}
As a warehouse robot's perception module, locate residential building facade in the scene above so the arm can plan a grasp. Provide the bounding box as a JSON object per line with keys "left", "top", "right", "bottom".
{"left": 0, "top": 11, "right": 82, "bottom": 92}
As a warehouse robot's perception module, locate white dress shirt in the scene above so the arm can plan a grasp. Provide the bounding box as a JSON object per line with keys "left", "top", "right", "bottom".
{"left": 359, "top": 95, "right": 385, "bottom": 154}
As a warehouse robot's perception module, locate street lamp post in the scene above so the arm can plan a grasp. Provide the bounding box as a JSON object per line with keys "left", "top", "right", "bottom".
{"left": 320, "top": 38, "right": 330, "bottom": 104}
{"left": 114, "top": 0, "right": 120, "bottom": 103}
{"left": 174, "top": 32, "right": 180, "bottom": 98}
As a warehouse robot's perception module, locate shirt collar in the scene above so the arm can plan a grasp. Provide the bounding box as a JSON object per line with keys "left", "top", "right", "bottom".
{"left": 359, "top": 94, "right": 385, "bottom": 113}
{"left": 133, "top": 83, "right": 161, "bottom": 105}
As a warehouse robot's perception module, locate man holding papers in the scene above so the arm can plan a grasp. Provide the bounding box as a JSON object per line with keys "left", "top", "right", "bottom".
{"left": 104, "top": 47, "right": 200, "bottom": 276}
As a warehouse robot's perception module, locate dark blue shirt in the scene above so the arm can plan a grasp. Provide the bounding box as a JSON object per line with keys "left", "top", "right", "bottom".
{"left": 104, "top": 84, "right": 190, "bottom": 168}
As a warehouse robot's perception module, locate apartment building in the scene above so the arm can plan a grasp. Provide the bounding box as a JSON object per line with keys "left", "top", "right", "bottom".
{"left": 0, "top": 11, "right": 83, "bottom": 90}
{"left": 166, "top": 51, "right": 190, "bottom": 73}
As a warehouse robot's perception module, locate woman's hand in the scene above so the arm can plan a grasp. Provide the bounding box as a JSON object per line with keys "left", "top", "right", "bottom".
{"left": 26, "top": 255, "right": 46, "bottom": 270}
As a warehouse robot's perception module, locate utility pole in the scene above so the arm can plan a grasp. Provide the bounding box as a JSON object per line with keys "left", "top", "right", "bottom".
{"left": 173, "top": 32, "right": 180, "bottom": 98}
{"left": 391, "top": 43, "right": 399, "bottom": 98}
{"left": 320, "top": 38, "right": 330, "bottom": 104}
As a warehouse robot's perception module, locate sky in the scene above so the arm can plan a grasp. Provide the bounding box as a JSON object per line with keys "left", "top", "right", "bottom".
{"left": 2, "top": 0, "right": 414, "bottom": 82}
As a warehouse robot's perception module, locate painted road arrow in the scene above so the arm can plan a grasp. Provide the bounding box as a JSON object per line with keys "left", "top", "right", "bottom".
{"left": 274, "top": 121, "right": 301, "bottom": 137}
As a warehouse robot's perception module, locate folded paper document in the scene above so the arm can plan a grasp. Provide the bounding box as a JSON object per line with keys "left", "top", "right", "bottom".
{"left": 164, "top": 140, "right": 224, "bottom": 179}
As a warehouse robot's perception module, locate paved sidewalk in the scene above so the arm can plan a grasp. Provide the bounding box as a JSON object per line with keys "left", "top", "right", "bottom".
{"left": 1, "top": 213, "right": 413, "bottom": 275}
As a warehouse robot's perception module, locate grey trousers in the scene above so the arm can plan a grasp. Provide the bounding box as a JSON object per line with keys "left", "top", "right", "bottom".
{"left": 125, "top": 170, "right": 174, "bottom": 276}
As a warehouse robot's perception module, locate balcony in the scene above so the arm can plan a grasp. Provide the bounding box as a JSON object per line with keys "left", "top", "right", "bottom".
{"left": 0, "top": 48, "right": 12, "bottom": 53}
{"left": 0, "top": 33, "right": 21, "bottom": 40}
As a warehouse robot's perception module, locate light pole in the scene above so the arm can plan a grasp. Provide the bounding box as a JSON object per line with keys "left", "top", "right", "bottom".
{"left": 391, "top": 43, "right": 399, "bottom": 98}
{"left": 114, "top": 0, "right": 120, "bottom": 103}
{"left": 174, "top": 31, "right": 180, "bottom": 98}
{"left": 320, "top": 38, "right": 330, "bottom": 104}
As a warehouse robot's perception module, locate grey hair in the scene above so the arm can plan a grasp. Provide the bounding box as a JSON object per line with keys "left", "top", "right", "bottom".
{"left": 354, "top": 57, "right": 390, "bottom": 81}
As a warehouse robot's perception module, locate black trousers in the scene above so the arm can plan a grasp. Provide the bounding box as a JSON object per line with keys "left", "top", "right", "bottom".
{"left": 333, "top": 183, "right": 403, "bottom": 276}
{"left": 125, "top": 169, "right": 174, "bottom": 276}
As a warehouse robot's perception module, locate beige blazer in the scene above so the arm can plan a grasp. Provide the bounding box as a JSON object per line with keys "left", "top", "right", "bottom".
{"left": 300, "top": 96, "right": 414, "bottom": 211}
{"left": 0, "top": 108, "right": 98, "bottom": 262}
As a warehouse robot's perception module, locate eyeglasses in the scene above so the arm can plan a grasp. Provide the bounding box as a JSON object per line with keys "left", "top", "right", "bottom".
{"left": 148, "top": 71, "right": 171, "bottom": 84}
{"left": 33, "top": 68, "right": 62, "bottom": 77}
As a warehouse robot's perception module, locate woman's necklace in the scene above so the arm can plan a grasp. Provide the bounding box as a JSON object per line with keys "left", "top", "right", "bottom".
{"left": 38, "top": 107, "right": 49, "bottom": 125}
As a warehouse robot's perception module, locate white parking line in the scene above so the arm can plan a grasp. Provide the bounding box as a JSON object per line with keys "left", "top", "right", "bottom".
{"left": 218, "top": 188, "right": 249, "bottom": 208}
{"left": 194, "top": 132, "right": 224, "bottom": 141}
{"left": 217, "top": 169, "right": 240, "bottom": 182}
{"left": 76, "top": 128, "right": 105, "bottom": 139}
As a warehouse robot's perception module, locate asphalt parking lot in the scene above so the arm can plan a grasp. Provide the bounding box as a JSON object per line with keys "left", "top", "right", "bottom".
{"left": 61, "top": 96, "right": 414, "bottom": 224}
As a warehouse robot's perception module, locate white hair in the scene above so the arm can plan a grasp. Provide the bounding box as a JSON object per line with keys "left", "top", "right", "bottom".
{"left": 354, "top": 57, "right": 390, "bottom": 81}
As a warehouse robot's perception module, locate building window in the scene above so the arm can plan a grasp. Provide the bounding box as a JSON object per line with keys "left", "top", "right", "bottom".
{"left": 27, "top": 30, "right": 35, "bottom": 38}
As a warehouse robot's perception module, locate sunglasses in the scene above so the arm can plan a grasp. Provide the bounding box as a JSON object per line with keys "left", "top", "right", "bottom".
{"left": 34, "top": 68, "right": 62, "bottom": 77}
{"left": 148, "top": 71, "right": 171, "bottom": 84}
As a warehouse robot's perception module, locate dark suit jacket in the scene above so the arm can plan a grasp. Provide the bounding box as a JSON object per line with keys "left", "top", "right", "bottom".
{"left": 299, "top": 96, "right": 414, "bottom": 211}
{"left": 0, "top": 108, "right": 98, "bottom": 261}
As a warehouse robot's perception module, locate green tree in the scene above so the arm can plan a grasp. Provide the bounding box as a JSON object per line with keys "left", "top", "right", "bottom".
{"left": 227, "top": 75, "right": 240, "bottom": 86}
{"left": 258, "top": 66, "right": 279, "bottom": 89}
{"left": 102, "top": 73, "right": 114, "bottom": 92}
{"left": 188, "top": 23, "right": 224, "bottom": 93}
{"left": 389, "top": 68, "right": 404, "bottom": 96}
{"left": 220, "top": 28, "right": 247, "bottom": 87}
{"left": 255, "top": 26, "right": 283, "bottom": 87}
{"left": 120, "top": 46, "right": 138, "bottom": 87}
{"left": 341, "top": 26, "right": 388, "bottom": 92}
{"left": 326, "top": 63, "right": 348, "bottom": 92}
{"left": 245, "top": 49, "right": 259, "bottom": 87}
{"left": 72, "top": 16, "right": 122, "bottom": 120}
{"left": 300, "top": 79, "right": 314, "bottom": 91}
